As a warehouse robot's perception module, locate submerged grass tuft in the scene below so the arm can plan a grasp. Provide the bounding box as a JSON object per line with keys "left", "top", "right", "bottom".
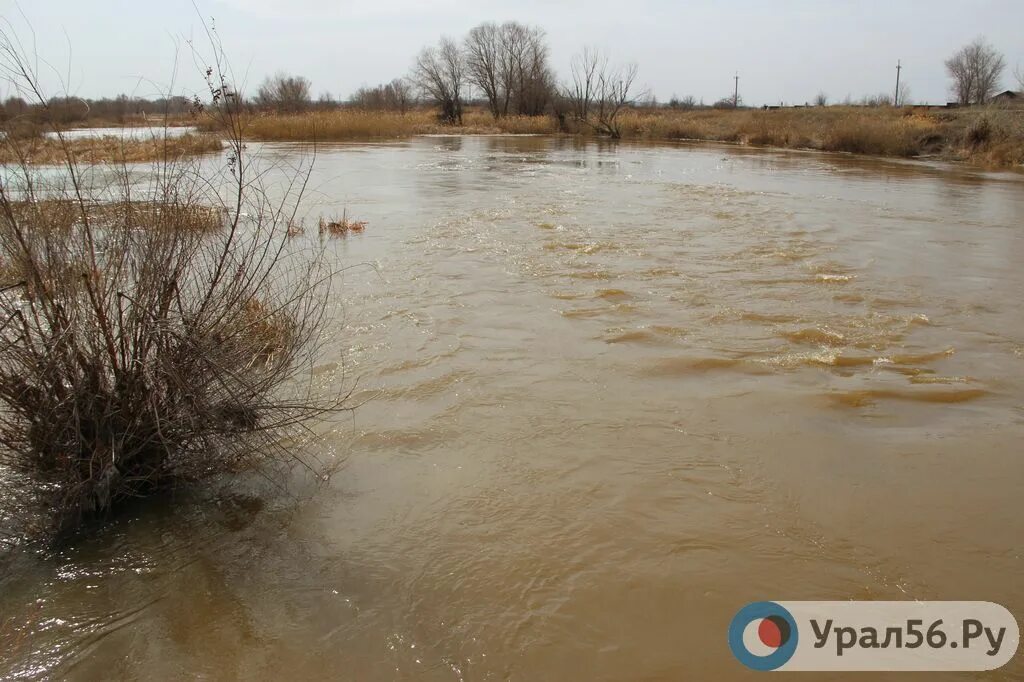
{"left": 318, "top": 211, "right": 368, "bottom": 237}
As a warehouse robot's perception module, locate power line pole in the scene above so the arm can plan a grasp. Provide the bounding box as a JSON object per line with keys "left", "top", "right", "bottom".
{"left": 734, "top": 72, "right": 739, "bottom": 108}
{"left": 894, "top": 60, "right": 902, "bottom": 107}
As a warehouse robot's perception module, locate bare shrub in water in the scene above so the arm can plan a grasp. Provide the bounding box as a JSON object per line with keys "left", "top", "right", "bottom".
{"left": 0, "top": 27, "right": 340, "bottom": 539}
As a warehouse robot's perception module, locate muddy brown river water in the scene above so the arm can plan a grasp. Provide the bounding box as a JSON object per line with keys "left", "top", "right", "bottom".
{"left": 1, "top": 136, "right": 1023, "bottom": 680}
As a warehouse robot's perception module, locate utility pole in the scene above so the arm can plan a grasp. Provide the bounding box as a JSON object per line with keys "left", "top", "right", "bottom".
{"left": 894, "top": 60, "right": 902, "bottom": 107}
{"left": 734, "top": 72, "right": 739, "bottom": 108}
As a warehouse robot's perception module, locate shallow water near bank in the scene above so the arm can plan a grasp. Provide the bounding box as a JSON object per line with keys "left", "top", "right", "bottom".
{"left": 1, "top": 136, "right": 1023, "bottom": 680}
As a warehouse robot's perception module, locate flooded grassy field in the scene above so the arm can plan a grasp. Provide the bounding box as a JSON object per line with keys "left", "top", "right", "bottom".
{"left": 1, "top": 136, "right": 1022, "bottom": 680}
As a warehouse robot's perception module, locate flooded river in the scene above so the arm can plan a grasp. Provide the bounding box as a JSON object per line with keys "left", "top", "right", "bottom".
{"left": 1, "top": 136, "right": 1023, "bottom": 680}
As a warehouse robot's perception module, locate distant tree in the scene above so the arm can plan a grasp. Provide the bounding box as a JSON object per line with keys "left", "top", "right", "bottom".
{"left": 1016, "top": 65, "right": 1024, "bottom": 91}
{"left": 896, "top": 82, "right": 912, "bottom": 107}
{"left": 668, "top": 94, "right": 697, "bottom": 110}
{"left": 45, "top": 96, "right": 90, "bottom": 125}
{"left": 389, "top": 78, "right": 415, "bottom": 114}
{"left": 861, "top": 92, "right": 893, "bottom": 107}
{"left": 254, "top": 73, "right": 312, "bottom": 113}
{"left": 814, "top": 92, "right": 828, "bottom": 107}
{"left": 0, "top": 96, "right": 28, "bottom": 121}
{"left": 414, "top": 37, "right": 465, "bottom": 124}
{"left": 566, "top": 48, "right": 641, "bottom": 138}
{"left": 945, "top": 38, "right": 1005, "bottom": 105}
{"left": 350, "top": 78, "right": 415, "bottom": 113}
{"left": 315, "top": 91, "right": 335, "bottom": 110}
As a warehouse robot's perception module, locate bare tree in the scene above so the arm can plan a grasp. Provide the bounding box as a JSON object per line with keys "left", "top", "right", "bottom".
{"left": 254, "top": 72, "right": 312, "bottom": 113}
{"left": 568, "top": 47, "right": 603, "bottom": 122}
{"left": 514, "top": 25, "right": 555, "bottom": 116}
{"left": 389, "top": 77, "right": 414, "bottom": 114}
{"left": 566, "top": 48, "right": 640, "bottom": 139}
{"left": 814, "top": 92, "right": 828, "bottom": 107}
{"left": 464, "top": 22, "right": 502, "bottom": 119}
{"left": 413, "top": 37, "right": 464, "bottom": 124}
{"left": 317, "top": 91, "right": 335, "bottom": 109}
{"left": 597, "top": 62, "right": 640, "bottom": 138}
{"left": 945, "top": 38, "right": 1006, "bottom": 105}
{"left": 896, "top": 82, "right": 912, "bottom": 107}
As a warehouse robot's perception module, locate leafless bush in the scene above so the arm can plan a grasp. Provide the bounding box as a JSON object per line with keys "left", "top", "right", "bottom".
{"left": 0, "top": 24, "right": 341, "bottom": 539}
{"left": 713, "top": 95, "right": 742, "bottom": 110}
{"left": 668, "top": 95, "right": 698, "bottom": 110}
{"left": 965, "top": 114, "right": 992, "bottom": 147}
{"left": 254, "top": 72, "right": 313, "bottom": 113}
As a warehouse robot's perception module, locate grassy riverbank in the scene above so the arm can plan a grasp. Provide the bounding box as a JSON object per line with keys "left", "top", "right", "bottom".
{"left": 0, "top": 133, "right": 223, "bottom": 165}
{"left": 197, "top": 106, "right": 1024, "bottom": 167}
{"left": 617, "top": 107, "right": 1024, "bottom": 167}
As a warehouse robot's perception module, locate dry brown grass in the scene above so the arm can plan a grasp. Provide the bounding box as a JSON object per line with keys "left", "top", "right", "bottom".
{"left": 599, "top": 106, "right": 1024, "bottom": 166}
{"left": 614, "top": 107, "right": 936, "bottom": 156}
{"left": 0, "top": 132, "right": 223, "bottom": 165}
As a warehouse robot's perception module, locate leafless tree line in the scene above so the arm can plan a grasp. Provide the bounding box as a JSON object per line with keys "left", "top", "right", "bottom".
{"left": 411, "top": 22, "right": 559, "bottom": 125}
{"left": 0, "top": 95, "right": 197, "bottom": 130}
{"left": 350, "top": 78, "right": 415, "bottom": 113}
{"left": 411, "top": 25, "right": 641, "bottom": 137}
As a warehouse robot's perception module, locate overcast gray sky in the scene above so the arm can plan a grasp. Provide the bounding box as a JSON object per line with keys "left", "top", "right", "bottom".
{"left": 3, "top": 0, "right": 1023, "bottom": 106}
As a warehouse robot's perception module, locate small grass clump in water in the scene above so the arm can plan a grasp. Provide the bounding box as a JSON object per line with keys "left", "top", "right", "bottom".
{"left": 318, "top": 212, "right": 368, "bottom": 237}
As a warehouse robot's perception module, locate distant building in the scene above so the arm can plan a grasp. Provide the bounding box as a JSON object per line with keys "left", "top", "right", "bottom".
{"left": 991, "top": 90, "right": 1021, "bottom": 106}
